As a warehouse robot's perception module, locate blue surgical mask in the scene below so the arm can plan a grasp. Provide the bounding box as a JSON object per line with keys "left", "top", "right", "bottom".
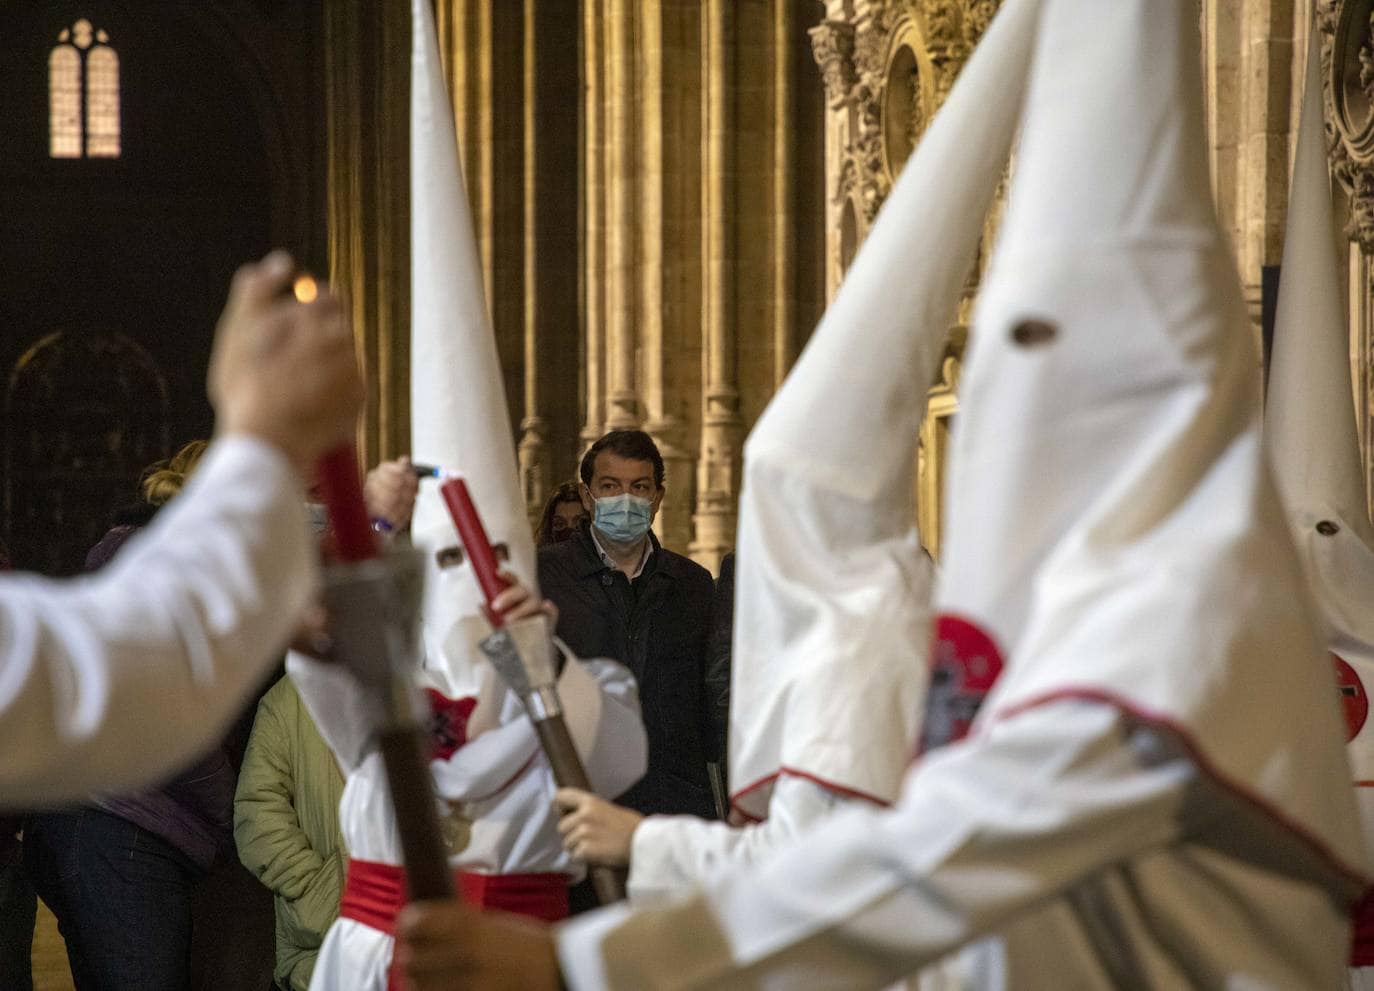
{"left": 592, "top": 492, "right": 653, "bottom": 544}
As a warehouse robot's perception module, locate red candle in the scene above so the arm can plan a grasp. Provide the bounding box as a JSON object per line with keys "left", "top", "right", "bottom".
{"left": 439, "top": 476, "right": 511, "bottom": 620}
{"left": 316, "top": 445, "right": 379, "bottom": 563}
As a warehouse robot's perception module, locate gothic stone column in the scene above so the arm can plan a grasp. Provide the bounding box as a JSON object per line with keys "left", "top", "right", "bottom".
{"left": 324, "top": 0, "right": 410, "bottom": 467}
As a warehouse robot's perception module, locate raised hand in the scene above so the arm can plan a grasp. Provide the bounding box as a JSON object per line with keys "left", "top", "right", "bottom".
{"left": 208, "top": 250, "right": 363, "bottom": 477}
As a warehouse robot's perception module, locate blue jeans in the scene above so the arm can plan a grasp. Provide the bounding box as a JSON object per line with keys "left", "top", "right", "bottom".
{"left": 25, "top": 808, "right": 198, "bottom": 991}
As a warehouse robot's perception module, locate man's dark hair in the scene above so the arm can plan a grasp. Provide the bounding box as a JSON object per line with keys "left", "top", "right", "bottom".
{"left": 580, "top": 430, "right": 665, "bottom": 488}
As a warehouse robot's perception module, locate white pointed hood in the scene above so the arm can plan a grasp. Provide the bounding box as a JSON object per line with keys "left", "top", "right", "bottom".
{"left": 931, "top": 0, "right": 1368, "bottom": 892}
{"left": 1267, "top": 29, "right": 1374, "bottom": 859}
{"left": 410, "top": 0, "right": 539, "bottom": 723}
{"left": 728, "top": 0, "right": 1040, "bottom": 820}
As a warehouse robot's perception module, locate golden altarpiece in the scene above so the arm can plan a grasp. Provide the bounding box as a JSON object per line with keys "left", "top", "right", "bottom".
{"left": 811, "top": 0, "right": 1002, "bottom": 559}
{"left": 818, "top": 0, "right": 1374, "bottom": 552}
{"left": 1321, "top": 0, "right": 1374, "bottom": 520}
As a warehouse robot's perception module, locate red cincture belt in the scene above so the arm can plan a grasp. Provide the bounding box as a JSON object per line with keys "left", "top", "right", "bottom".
{"left": 340, "top": 858, "right": 570, "bottom": 990}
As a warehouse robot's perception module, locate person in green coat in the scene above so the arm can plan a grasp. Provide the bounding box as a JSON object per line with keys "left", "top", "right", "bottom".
{"left": 235, "top": 675, "right": 346, "bottom": 991}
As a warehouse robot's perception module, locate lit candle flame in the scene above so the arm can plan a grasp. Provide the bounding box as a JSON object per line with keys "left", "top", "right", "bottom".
{"left": 292, "top": 274, "right": 318, "bottom": 304}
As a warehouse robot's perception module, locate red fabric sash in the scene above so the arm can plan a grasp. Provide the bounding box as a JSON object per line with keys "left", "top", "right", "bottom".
{"left": 340, "top": 858, "right": 569, "bottom": 990}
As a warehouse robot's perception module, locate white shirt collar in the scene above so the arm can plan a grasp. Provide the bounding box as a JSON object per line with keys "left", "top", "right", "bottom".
{"left": 589, "top": 528, "right": 654, "bottom": 580}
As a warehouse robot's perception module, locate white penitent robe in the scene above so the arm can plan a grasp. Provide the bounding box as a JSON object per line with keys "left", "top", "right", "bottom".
{"left": 0, "top": 435, "right": 314, "bottom": 807}
{"left": 561, "top": 701, "right": 1354, "bottom": 990}
{"left": 292, "top": 644, "right": 645, "bottom": 991}
{"left": 628, "top": 776, "right": 871, "bottom": 903}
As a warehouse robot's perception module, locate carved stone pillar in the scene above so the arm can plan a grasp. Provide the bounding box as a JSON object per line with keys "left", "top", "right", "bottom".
{"left": 518, "top": 0, "right": 582, "bottom": 521}
{"left": 772, "top": 0, "right": 801, "bottom": 386}
{"left": 604, "top": 0, "right": 641, "bottom": 432}
{"left": 810, "top": 15, "right": 857, "bottom": 299}
{"left": 571, "top": 0, "right": 824, "bottom": 560}
{"left": 691, "top": 0, "right": 744, "bottom": 568}
{"left": 518, "top": 0, "right": 548, "bottom": 519}
{"left": 639, "top": 0, "right": 703, "bottom": 554}
{"left": 1241, "top": 2, "right": 1295, "bottom": 332}
{"left": 323, "top": 0, "right": 410, "bottom": 467}
{"left": 581, "top": 0, "right": 608, "bottom": 453}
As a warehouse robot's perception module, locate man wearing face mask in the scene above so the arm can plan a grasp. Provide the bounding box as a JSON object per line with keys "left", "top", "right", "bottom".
{"left": 539, "top": 431, "right": 723, "bottom": 828}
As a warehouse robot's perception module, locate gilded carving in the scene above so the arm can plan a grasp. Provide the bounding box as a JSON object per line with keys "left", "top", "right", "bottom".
{"left": 1319, "top": 0, "right": 1374, "bottom": 249}
{"left": 962, "top": 0, "right": 998, "bottom": 47}
{"left": 816, "top": 0, "right": 1002, "bottom": 282}
{"left": 853, "top": 83, "right": 891, "bottom": 221}
{"left": 809, "top": 20, "right": 857, "bottom": 106}
{"left": 923, "top": 1, "right": 961, "bottom": 54}
{"left": 1313, "top": 0, "right": 1374, "bottom": 524}
{"left": 853, "top": 6, "right": 895, "bottom": 85}
{"left": 815, "top": 0, "right": 1002, "bottom": 553}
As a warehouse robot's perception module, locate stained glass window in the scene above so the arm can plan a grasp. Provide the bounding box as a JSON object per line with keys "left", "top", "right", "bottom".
{"left": 48, "top": 19, "right": 120, "bottom": 159}
{"left": 49, "top": 44, "right": 80, "bottom": 157}
{"left": 86, "top": 45, "right": 120, "bottom": 157}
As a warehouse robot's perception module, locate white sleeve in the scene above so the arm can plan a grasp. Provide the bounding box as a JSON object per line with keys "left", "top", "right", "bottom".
{"left": 556, "top": 647, "right": 647, "bottom": 799}
{"left": 0, "top": 435, "right": 314, "bottom": 807}
{"left": 627, "top": 775, "right": 872, "bottom": 903}
{"left": 291, "top": 642, "right": 647, "bottom": 804}
{"left": 558, "top": 700, "right": 1196, "bottom": 990}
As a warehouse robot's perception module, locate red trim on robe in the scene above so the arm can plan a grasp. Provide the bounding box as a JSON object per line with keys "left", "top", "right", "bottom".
{"left": 729, "top": 766, "right": 892, "bottom": 822}
{"left": 989, "top": 686, "right": 1371, "bottom": 894}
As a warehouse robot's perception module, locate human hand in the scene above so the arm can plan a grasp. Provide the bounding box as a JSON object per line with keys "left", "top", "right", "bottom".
{"left": 395, "top": 899, "right": 562, "bottom": 991}
{"left": 364, "top": 456, "right": 420, "bottom": 530}
{"left": 490, "top": 572, "right": 559, "bottom": 627}
{"left": 555, "top": 788, "right": 642, "bottom": 867}
{"left": 208, "top": 251, "right": 363, "bottom": 477}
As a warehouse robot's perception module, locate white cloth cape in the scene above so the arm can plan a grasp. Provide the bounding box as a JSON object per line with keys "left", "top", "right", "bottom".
{"left": 727, "top": 0, "right": 1037, "bottom": 821}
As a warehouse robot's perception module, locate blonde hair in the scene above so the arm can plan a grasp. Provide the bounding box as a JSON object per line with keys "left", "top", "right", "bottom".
{"left": 141, "top": 440, "right": 208, "bottom": 506}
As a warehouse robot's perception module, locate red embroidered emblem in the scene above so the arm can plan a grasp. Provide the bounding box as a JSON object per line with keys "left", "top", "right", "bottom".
{"left": 425, "top": 690, "right": 478, "bottom": 761}
{"left": 1334, "top": 654, "right": 1369, "bottom": 742}
{"left": 918, "top": 615, "right": 1004, "bottom": 755}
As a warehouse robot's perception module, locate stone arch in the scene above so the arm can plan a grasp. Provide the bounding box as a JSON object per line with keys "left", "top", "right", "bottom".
{"left": 4, "top": 331, "right": 169, "bottom": 575}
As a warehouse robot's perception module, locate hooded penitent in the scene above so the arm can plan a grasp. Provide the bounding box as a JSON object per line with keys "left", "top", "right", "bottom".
{"left": 930, "top": 0, "right": 1367, "bottom": 893}
{"left": 727, "top": 0, "right": 1040, "bottom": 821}
{"left": 409, "top": 0, "right": 542, "bottom": 731}
{"left": 1266, "top": 25, "right": 1374, "bottom": 960}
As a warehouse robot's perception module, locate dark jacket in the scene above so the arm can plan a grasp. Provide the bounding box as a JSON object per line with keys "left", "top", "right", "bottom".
{"left": 84, "top": 511, "right": 236, "bottom": 870}
{"left": 539, "top": 527, "right": 721, "bottom": 819}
